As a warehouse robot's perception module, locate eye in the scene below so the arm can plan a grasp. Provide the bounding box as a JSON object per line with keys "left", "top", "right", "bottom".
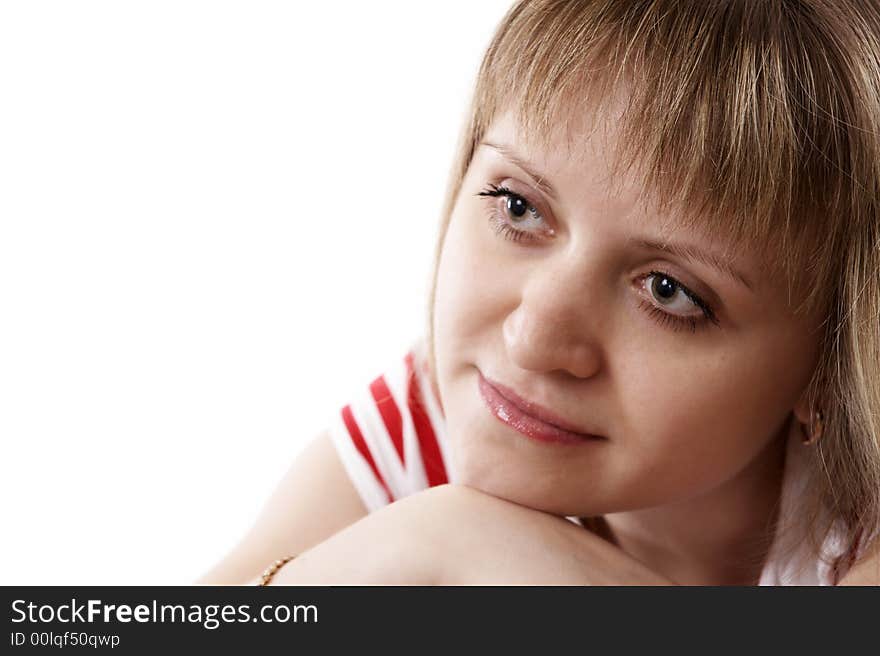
{"left": 649, "top": 273, "right": 698, "bottom": 314}
{"left": 476, "top": 183, "right": 551, "bottom": 241}
{"left": 639, "top": 271, "right": 720, "bottom": 333}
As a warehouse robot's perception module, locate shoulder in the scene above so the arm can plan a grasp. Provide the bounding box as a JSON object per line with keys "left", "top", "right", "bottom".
{"left": 327, "top": 338, "right": 451, "bottom": 512}
{"left": 837, "top": 532, "right": 880, "bottom": 586}
{"left": 760, "top": 434, "right": 872, "bottom": 586}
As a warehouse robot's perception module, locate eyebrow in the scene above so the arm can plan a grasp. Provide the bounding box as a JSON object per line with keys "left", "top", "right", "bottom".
{"left": 480, "top": 140, "right": 754, "bottom": 292}
{"left": 480, "top": 140, "right": 559, "bottom": 201}
{"left": 628, "top": 237, "right": 755, "bottom": 292}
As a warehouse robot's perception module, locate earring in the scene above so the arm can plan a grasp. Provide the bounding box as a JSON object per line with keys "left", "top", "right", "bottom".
{"left": 800, "top": 409, "right": 824, "bottom": 446}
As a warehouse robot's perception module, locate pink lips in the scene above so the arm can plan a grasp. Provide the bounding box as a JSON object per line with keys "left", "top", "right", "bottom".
{"left": 477, "top": 371, "right": 603, "bottom": 445}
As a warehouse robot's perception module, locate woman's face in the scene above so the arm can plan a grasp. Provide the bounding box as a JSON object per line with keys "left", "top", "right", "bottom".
{"left": 432, "top": 108, "right": 824, "bottom": 517}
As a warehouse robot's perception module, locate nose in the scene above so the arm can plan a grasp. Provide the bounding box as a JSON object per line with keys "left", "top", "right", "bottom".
{"left": 502, "top": 257, "right": 604, "bottom": 379}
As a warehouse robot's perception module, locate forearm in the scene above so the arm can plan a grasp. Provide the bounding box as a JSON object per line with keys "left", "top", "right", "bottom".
{"left": 266, "top": 502, "right": 435, "bottom": 585}
{"left": 435, "top": 488, "right": 674, "bottom": 585}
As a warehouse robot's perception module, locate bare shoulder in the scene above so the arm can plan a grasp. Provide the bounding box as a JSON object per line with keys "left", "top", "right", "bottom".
{"left": 195, "top": 430, "right": 369, "bottom": 584}
{"left": 838, "top": 533, "right": 880, "bottom": 586}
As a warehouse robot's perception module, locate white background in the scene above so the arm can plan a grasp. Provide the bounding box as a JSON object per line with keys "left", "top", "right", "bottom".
{"left": 0, "top": 1, "right": 511, "bottom": 584}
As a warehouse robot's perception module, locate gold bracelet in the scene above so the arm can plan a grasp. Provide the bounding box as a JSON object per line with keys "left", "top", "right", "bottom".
{"left": 257, "top": 555, "right": 297, "bottom": 586}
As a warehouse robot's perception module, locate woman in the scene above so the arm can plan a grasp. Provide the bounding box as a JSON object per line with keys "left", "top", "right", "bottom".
{"left": 199, "top": 0, "right": 880, "bottom": 586}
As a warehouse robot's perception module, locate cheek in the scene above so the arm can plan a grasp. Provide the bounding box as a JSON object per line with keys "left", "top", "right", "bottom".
{"left": 617, "top": 337, "right": 808, "bottom": 500}
{"left": 433, "top": 207, "right": 517, "bottom": 353}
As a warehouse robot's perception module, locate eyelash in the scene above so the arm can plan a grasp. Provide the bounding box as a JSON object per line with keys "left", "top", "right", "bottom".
{"left": 477, "top": 183, "right": 720, "bottom": 334}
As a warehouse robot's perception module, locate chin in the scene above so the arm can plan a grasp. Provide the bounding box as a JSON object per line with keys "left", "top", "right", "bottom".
{"left": 448, "top": 448, "right": 597, "bottom": 517}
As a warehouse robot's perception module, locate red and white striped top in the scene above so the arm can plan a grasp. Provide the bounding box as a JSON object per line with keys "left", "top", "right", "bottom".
{"left": 327, "top": 340, "right": 453, "bottom": 512}
{"left": 327, "top": 338, "right": 863, "bottom": 584}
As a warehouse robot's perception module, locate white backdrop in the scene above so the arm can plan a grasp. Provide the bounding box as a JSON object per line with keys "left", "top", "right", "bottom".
{"left": 0, "top": 1, "right": 512, "bottom": 584}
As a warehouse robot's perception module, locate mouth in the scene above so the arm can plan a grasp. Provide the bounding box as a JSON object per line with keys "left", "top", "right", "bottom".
{"left": 477, "top": 370, "right": 605, "bottom": 445}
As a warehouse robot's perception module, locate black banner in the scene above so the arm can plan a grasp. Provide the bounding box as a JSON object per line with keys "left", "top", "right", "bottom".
{"left": 1, "top": 586, "right": 875, "bottom": 652}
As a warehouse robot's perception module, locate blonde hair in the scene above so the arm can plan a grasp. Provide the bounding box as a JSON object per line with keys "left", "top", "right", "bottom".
{"left": 424, "top": 0, "right": 880, "bottom": 566}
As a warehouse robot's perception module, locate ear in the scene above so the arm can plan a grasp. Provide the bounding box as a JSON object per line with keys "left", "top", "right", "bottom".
{"left": 792, "top": 389, "right": 816, "bottom": 426}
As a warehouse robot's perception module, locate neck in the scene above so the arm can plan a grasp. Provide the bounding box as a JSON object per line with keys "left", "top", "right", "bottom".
{"left": 602, "top": 430, "right": 789, "bottom": 586}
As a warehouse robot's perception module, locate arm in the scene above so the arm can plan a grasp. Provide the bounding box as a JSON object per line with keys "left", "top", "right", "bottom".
{"left": 268, "top": 483, "right": 673, "bottom": 585}
{"left": 195, "top": 430, "right": 369, "bottom": 584}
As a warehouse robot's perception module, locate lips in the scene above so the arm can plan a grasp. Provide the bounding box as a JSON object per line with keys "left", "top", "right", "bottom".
{"left": 477, "top": 371, "right": 604, "bottom": 445}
